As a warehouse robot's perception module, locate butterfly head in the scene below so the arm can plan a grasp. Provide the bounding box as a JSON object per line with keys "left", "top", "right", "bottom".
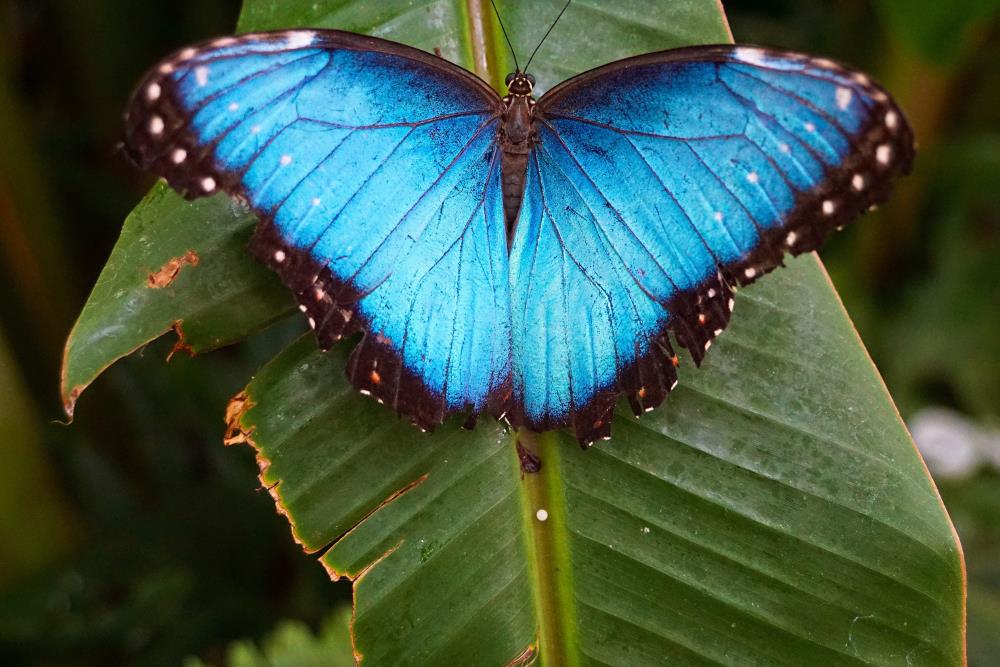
{"left": 505, "top": 71, "right": 535, "bottom": 97}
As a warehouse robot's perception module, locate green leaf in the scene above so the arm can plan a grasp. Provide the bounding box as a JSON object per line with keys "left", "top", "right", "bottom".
{"left": 233, "top": 256, "right": 964, "bottom": 665}
{"left": 61, "top": 183, "right": 291, "bottom": 415}
{"left": 65, "top": 0, "right": 964, "bottom": 663}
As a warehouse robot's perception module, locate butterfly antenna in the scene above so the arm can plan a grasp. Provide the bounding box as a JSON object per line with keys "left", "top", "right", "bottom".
{"left": 490, "top": 0, "right": 520, "bottom": 72}
{"left": 524, "top": 0, "right": 571, "bottom": 72}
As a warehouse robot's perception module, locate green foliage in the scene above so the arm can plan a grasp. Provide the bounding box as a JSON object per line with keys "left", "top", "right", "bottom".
{"left": 56, "top": 0, "right": 967, "bottom": 663}
{"left": 184, "top": 608, "right": 354, "bottom": 667}
{"left": 882, "top": 136, "right": 1000, "bottom": 419}
{"left": 0, "top": 328, "right": 77, "bottom": 585}
{"left": 874, "top": 0, "right": 999, "bottom": 64}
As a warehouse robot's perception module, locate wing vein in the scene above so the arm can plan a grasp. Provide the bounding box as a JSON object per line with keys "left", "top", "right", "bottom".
{"left": 616, "top": 132, "right": 726, "bottom": 270}
{"left": 396, "top": 144, "right": 504, "bottom": 408}
{"left": 722, "top": 67, "right": 858, "bottom": 155}
{"left": 530, "top": 150, "right": 624, "bottom": 392}
{"left": 712, "top": 75, "right": 828, "bottom": 167}
{"left": 335, "top": 117, "right": 499, "bottom": 288}
{"left": 542, "top": 113, "right": 748, "bottom": 143}
{"left": 182, "top": 51, "right": 324, "bottom": 112}
{"left": 540, "top": 121, "right": 680, "bottom": 300}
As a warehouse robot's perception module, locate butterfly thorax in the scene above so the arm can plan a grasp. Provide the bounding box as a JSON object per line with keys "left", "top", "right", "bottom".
{"left": 500, "top": 72, "right": 537, "bottom": 243}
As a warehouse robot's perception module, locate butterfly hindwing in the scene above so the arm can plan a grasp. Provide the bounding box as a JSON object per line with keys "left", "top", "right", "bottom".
{"left": 124, "top": 30, "right": 512, "bottom": 429}
{"left": 508, "top": 45, "right": 914, "bottom": 444}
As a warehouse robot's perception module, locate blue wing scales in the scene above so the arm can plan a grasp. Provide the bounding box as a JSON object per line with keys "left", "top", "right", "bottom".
{"left": 125, "top": 30, "right": 511, "bottom": 429}
{"left": 510, "top": 45, "right": 914, "bottom": 444}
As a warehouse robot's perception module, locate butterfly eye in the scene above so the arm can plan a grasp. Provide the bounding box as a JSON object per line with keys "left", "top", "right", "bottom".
{"left": 505, "top": 73, "right": 515, "bottom": 87}
{"left": 526, "top": 73, "right": 536, "bottom": 86}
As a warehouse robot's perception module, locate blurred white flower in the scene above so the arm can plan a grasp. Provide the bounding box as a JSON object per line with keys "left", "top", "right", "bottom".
{"left": 909, "top": 407, "right": 1000, "bottom": 480}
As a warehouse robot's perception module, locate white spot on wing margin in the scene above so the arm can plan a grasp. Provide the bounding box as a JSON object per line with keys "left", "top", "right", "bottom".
{"left": 285, "top": 31, "right": 317, "bottom": 49}
{"left": 836, "top": 87, "right": 852, "bottom": 110}
{"left": 195, "top": 66, "right": 209, "bottom": 87}
{"left": 733, "top": 47, "right": 770, "bottom": 66}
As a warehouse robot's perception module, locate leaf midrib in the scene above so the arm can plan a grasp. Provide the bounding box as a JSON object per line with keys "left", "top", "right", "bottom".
{"left": 517, "top": 430, "right": 581, "bottom": 667}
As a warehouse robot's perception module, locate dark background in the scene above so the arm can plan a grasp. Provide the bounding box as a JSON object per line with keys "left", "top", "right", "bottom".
{"left": 0, "top": 0, "right": 996, "bottom": 664}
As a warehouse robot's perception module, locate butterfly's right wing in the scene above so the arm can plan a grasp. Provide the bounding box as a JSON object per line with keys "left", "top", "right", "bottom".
{"left": 124, "top": 30, "right": 512, "bottom": 429}
{"left": 509, "top": 45, "right": 914, "bottom": 445}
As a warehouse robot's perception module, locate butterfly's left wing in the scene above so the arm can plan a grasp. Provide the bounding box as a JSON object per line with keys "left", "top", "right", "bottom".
{"left": 509, "top": 45, "right": 914, "bottom": 445}
{"left": 124, "top": 31, "right": 511, "bottom": 430}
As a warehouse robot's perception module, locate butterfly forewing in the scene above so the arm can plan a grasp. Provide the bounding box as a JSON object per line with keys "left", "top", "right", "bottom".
{"left": 125, "top": 30, "right": 513, "bottom": 431}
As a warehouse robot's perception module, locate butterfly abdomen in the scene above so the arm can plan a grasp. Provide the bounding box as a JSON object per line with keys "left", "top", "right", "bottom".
{"left": 500, "top": 79, "right": 538, "bottom": 242}
{"left": 501, "top": 151, "right": 529, "bottom": 241}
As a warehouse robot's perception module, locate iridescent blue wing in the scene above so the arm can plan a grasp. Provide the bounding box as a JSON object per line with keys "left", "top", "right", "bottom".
{"left": 124, "top": 30, "right": 511, "bottom": 429}
{"left": 509, "top": 45, "right": 914, "bottom": 445}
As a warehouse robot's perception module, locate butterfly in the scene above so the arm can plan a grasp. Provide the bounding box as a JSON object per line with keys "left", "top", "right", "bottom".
{"left": 123, "top": 25, "right": 913, "bottom": 447}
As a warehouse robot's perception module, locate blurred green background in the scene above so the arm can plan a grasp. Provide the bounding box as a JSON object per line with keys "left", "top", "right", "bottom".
{"left": 0, "top": 0, "right": 996, "bottom": 665}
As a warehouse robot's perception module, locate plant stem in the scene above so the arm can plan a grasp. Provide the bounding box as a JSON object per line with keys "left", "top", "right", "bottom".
{"left": 517, "top": 429, "right": 580, "bottom": 667}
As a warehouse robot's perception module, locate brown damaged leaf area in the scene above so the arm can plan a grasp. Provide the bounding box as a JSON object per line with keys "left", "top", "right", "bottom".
{"left": 318, "top": 472, "right": 428, "bottom": 583}
{"left": 227, "top": 386, "right": 431, "bottom": 567}
{"left": 325, "top": 474, "right": 428, "bottom": 573}
{"left": 224, "top": 389, "right": 311, "bottom": 551}
{"left": 147, "top": 250, "right": 199, "bottom": 288}
{"left": 505, "top": 642, "right": 539, "bottom": 667}
{"left": 165, "top": 321, "right": 195, "bottom": 361}
{"left": 223, "top": 390, "right": 256, "bottom": 446}
{"left": 61, "top": 385, "right": 84, "bottom": 420}
{"left": 321, "top": 476, "right": 430, "bottom": 663}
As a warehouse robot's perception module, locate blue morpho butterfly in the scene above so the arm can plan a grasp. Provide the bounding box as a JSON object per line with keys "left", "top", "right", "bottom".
{"left": 123, "top": 13, "right": 913, "bottom": 447}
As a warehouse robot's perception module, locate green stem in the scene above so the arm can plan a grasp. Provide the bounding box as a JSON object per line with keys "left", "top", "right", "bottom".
{"left": 516, "top": 430, "right": 580, "bottom": 667}
{"left": 464, "top": 0, "right": 512, "bottom": 92}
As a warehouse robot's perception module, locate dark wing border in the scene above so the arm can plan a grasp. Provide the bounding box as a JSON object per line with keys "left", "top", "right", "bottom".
{"left": 532, "top": 44, "right": 915, "bottom": 446}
